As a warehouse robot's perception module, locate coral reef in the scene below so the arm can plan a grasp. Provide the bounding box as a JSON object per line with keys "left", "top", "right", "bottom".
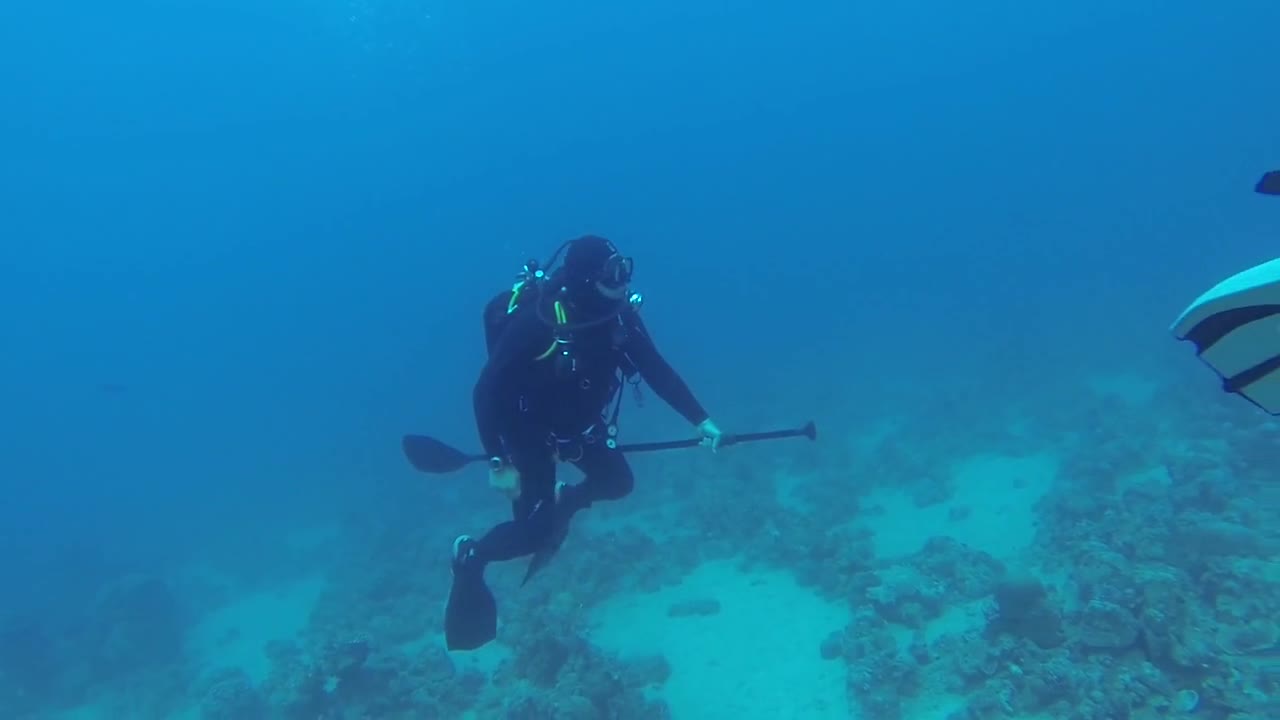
{"left": 6, "top": 375, "right": 1279, "bottom": 719}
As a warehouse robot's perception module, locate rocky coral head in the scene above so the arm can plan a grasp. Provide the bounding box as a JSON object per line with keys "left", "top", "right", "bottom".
{"left": 990, "top": 572, "right": 1065, "bottom": 650}
{"left": 993, "top": 573, "right": 1048, "bottom": 621}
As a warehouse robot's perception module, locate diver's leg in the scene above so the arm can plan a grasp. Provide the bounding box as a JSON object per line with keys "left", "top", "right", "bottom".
{"left": 516, "top": 438, "right": 634, "bottom": 585}
{"left": 446, "top": 440, "right": 558, "bottom": 648}
{"left": 466, "top": 442, "right": 557, "bottom": 565}
{"left": 561, "top": 440, "right": 635, "bottom": 515}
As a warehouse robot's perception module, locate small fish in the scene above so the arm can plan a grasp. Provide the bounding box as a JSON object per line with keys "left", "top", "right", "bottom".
{"left": 1257, "top": 170, "right": 1280, "bottom": 196}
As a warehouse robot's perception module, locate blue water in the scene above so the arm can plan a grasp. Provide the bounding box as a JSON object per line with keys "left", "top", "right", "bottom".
{"left": 1, "top": 1, "right": 1278, "bottom": 718}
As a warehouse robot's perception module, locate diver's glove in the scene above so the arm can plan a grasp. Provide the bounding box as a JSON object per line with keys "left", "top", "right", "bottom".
{"left": 696, "top": 418, "right": 724, "bottom": 452}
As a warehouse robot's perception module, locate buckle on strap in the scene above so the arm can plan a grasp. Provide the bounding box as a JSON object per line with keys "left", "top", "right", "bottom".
{"left": 546, "top": 432, "right": 579, "bottom": 462}
{"left": 547, "top": 423, "right": 603, "bottom": 462}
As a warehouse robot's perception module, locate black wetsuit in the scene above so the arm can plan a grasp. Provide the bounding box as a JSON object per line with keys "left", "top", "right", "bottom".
{"left": 470, "top": 290, "right": 708, "bottom": 564}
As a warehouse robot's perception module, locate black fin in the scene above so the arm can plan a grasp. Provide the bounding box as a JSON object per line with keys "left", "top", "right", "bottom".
{"left": 444, "top": 564, "right": 497, "bottom": 651}
{"left": 520, "top": 506, "right": 571, "bottom": 587}
{"left": 521, "top": 546, "right": 558, "bottom": 586}
{"left": 402, "top": 435, "right": 475, "bottom": 474}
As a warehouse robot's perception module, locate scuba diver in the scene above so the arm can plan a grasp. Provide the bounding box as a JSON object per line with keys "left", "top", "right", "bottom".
{"left": 1171, "top": 170, "right": 1280, "bottom": 414}
{"left": 444, "top": 234, "right": 723, "bottom": 651}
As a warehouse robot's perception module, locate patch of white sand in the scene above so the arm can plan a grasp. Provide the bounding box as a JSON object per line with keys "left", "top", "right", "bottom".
{"left": 186, "top": 575, "right": 328, "bottom": 684}
{"left": 862, "top": 451, "right": 1058, "bottom": 562}
{"left": 589, "top": 559, "right": 851, "bottom": 720}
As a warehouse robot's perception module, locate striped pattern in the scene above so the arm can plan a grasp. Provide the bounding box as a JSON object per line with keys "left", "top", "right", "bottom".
{"left": 1172, "top": 257, "right": 1280, "bottom": 414}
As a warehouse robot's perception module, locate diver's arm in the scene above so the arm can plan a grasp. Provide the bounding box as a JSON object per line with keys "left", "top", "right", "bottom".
{"left": 473, "top": 311, "right": 541, "bottom": 458}
{"left": 623, "top": 314, "right": 710, "bottom": 426}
